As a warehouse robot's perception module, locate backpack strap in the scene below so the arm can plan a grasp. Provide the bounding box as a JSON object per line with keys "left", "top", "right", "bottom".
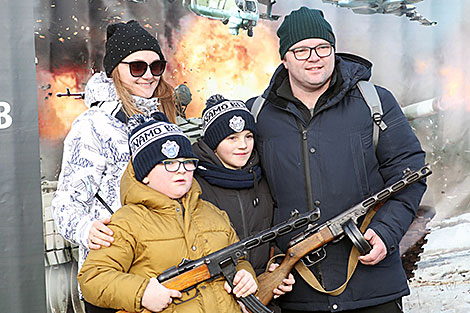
{"left": 356, "top": 81, "right": 388, "bottom": 152}
{"left": 252, "top": 82, "right": 388, "bottom": 151}
{"left": 251, "top": 95, "right": 266, "bottom": 123}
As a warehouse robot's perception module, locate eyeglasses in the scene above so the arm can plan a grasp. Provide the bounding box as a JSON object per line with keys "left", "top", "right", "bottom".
{"left": 161, "top": 158, "right": 199, "bottom": 172}
{"left": 120, "top": 60, "right": 167, "bottom": 77}
{"left": 288, "top": 44, "right": 334, "bottom": 60}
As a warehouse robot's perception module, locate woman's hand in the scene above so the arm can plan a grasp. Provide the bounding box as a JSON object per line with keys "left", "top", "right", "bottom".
{"left": 87, "top": 218, "right": 114, "bottom": 249}
{"left": 224, "top": 269, "right": 257, "bottom": 298}
{"left": 268, "top": 263, "right": 295, "bottom": 298}
{"left": 142, "top": 277, "right": 182, "bottom": 312}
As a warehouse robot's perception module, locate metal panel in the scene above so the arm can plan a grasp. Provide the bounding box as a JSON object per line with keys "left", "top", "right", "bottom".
{"left": 0, "top": 0, "right": 47, "bottom": 312}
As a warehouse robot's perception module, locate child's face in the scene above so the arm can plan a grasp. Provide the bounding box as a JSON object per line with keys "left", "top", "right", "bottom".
{"left": 144, "top": 158, "right": 196, "bottom": 199}
{"left": 215, "top": 130, "right": 254, "bottom": 170}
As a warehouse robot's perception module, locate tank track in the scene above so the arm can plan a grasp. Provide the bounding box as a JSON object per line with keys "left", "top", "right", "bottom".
{"left": 399, "top": 205, "right": 436, "bottom": 280}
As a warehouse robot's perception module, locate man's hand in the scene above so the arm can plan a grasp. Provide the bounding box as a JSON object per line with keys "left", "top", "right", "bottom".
{"left": 358, "top": 229, "right": 387, "bottom": 265}
{"left": 267, "top": 263, "right": 295, "bottom": 299}
{"left": 224, "top": 269, "right": 257, "bottom": 298}
{"left": 142, "top": 277, "right": 182, "bottom": 312}
{"left": 87, "top": 218, "right": 114, "bottom": 249}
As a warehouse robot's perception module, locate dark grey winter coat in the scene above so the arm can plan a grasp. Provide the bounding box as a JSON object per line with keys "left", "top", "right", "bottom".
{"left": 246, "top": 53, "right": 427, "bottom": 312}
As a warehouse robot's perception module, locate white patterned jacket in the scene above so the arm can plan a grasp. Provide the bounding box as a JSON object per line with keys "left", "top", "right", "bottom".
{"left": 52, "top": 72, "right": 160, "bottom": 273}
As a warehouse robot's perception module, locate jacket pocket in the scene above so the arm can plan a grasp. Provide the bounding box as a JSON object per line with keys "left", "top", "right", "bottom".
{"left": 350, "top": 132, "right": 371, "bottom": 197}
{"left": 260, "top": 138, "right": 280, "bottom": 201}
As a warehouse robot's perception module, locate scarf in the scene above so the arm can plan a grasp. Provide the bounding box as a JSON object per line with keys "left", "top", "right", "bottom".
{"left": 197, "top": 161, "right": 262, "bottom": 189}
{"left": 193, "top": 139, "right": 263, "bottom": 189}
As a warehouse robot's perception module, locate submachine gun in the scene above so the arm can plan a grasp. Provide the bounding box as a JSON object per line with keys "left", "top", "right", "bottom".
{"left": 56, "top": 87, "right": 85, "bottom": 99}
{"left": 116, "top": 209, "right": 320, "bottom": 313}
{"left": 256, "top": 164, "right": 432, "bottom": 304}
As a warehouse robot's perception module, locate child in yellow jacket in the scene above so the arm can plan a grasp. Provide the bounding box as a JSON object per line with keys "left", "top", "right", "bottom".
{"left": 78, "top": 113, "right": 258, "bottom": 313}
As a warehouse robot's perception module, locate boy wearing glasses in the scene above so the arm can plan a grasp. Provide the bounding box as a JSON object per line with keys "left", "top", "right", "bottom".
{"left": 78, "top": 113, "right": 258, "bottom": 313}
{"left": 247, "top": 6, "right": 426, "bottom": 313}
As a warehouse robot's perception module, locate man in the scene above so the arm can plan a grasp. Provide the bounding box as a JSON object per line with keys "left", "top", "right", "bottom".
{"left": 247, "top": 6, "right": 426, "bottom": 313}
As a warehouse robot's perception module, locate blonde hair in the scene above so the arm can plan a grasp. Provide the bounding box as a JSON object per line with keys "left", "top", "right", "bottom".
{"left": 111, "top": 69, "right": 177, "bottom": 123}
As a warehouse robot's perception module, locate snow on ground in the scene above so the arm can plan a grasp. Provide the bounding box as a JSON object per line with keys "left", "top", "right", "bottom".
{"left": 403, "top": 213, "right": 470, "bottom": 312}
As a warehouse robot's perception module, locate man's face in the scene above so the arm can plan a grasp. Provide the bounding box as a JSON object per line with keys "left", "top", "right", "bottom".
{"left": 282, "top": 38, "right": 335, "bottom": 94}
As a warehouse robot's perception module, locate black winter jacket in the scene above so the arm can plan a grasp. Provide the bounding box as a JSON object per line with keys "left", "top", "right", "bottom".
{"left": 192, "top": 140, "right": 274, "bottom": 275}
{"left": 246, "top": 53, "right": 427, "bottom": 311}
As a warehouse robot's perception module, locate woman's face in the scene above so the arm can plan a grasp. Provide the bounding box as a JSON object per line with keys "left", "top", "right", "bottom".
{"left": 116, "top": 50, "right": 161, "bottom": 98}
{"left": 215, "top": 130, "right": 254, "bottom": 170}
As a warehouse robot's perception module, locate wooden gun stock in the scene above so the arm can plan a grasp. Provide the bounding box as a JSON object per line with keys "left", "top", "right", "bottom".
{"left": 99, "top": 209, "right": 319, "bottom": 313}
{"left": 116, "top": 264, "right": 211, "bottom": 313}
{"left": 257, "top": 165, "right": 431, "bottom": 304}
{"left": 257, "top": 227, "right": 334, "bottom": 305}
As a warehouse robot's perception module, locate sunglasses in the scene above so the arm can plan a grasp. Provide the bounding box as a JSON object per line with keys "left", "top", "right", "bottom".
{"left": 120, "top": 60, "right": 167, "bottom": 77}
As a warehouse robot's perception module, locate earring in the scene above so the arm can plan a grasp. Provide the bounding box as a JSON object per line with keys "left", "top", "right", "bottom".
{"left": 142, "top": 177, "right": 150, "bottom": 185}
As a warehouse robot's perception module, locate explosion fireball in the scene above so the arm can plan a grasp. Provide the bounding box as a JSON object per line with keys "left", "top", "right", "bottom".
{"left": 168, "top": 16, "right": 280, "bottom": 117}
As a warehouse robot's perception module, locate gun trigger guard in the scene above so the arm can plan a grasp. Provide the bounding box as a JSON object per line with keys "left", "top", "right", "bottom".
{"left": 343, "top": 219, "right": 372, "bottom": 255}
{"left": 173, "top": 287, "right": 200, "bottom": 305}
{"left": 301, "top": 247, "right": 326, "bottom": 267}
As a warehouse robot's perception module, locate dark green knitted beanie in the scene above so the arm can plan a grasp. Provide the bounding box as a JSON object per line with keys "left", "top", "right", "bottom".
{"left": 277, "top": 7, "right": 336, "bottom": 59}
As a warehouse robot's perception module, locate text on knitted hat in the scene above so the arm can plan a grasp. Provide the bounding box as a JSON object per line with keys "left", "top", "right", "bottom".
{"left": 129, "top": 123, "right": 186, "bottom": 159}
{"left": 202, "top": 100, "right": 250, "bottom": 135}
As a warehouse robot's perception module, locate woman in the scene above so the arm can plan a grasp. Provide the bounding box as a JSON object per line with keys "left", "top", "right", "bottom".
{"left": 192, "top": 95, "right": 294, "bottom": 308}
{"left": 78, "top": 113, "right": 258, "bottom": 313}
{"left": 51, "top": 20, "right": 176, "bottom": 312}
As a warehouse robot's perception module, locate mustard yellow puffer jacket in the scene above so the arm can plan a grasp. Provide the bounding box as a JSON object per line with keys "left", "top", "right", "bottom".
{"left": 78, "top": 162, "right": 257, "bottom": 312}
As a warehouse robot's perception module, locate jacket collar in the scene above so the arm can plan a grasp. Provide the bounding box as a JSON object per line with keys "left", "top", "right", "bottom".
{"left": 84, "top": 72, "right": 161, "bottom": 123}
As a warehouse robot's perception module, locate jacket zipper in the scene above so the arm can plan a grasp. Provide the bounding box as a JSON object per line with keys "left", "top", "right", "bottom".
{"left": 236, "top": 193, "right": 249, "bottom": 239}
{"left": 236, "top": 192, "right": 251, "bottom": 260}
{"left": 296, "top": 119, "right": 314, "bottom": 211}
{"left": 279, "top": 104, "right": 315, "bottom": 212}
{"left": 296, "top": 119, "right": 324, "bottom": 284}
{"left": 176, "top": 199, "right": 185, "bottom": 217}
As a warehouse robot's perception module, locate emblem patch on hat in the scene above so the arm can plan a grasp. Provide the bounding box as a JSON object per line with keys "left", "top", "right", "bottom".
{"left": 229, "top": 116, "right": 245, "bottom": 133}
{"left": 161, "top": 140, "right": 180, "bottom": 158}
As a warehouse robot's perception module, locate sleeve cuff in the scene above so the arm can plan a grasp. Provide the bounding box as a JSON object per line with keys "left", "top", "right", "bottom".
{"left": 78, "top": 218, "right": 94, "bottom": 249}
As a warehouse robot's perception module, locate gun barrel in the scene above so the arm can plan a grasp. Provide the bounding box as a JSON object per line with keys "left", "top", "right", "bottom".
{"left": 240, "top": 209, "right": 320, "bottom": 249}
{"left": 295, "top": 165, "right": 432, "bottom": 241}
{"left": 403, "top": 98, "right": 441, "bottom": 121}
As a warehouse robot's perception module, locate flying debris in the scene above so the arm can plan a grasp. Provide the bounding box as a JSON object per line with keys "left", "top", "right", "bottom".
{"left": 181, "top": 0, "right": 279, "bottom": 36}
{"left": 322, "top": 0, "right": 437, "bottom": 26}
